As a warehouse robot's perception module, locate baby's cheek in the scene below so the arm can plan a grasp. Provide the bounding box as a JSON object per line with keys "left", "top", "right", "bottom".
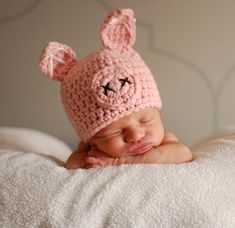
{"left": 148, "top": 129, "right": 164, "bottom": 147}
{"left": 103, "top": 138, "right": 126, "bottom": 157}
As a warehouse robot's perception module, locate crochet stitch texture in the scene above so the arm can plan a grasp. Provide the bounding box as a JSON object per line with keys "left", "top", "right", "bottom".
{"left": 39, "top": 9, "right": 162, "bottom": 142}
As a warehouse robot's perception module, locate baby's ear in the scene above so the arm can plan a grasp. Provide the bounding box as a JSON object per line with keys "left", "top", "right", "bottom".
{"left": 100, "top": 9, "right": 136, "bottom": 51}
{"left": 39, "top": 42, "right": 77, "bottom": 81}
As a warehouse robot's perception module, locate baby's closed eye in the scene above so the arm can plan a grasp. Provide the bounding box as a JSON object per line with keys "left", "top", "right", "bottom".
{"left": 140, "top": 117, "right": 154, "bottom": 124}
{"left": 95, "top": 129, "right": 123, "bottom": 138}
{"left": 104, "top": 129, "right": 123, "bottom": 137}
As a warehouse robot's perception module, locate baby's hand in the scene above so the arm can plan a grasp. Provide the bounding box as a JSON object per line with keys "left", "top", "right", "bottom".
{"left": 65, "top": 142, "right": 89, "bottom": 169}
{"left": 85, "top": 146, "right": 125, "bottom": 168}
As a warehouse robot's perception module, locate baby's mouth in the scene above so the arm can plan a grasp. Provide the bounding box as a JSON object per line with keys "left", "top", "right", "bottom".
{"left": 128, "top": 142, "right": 153, "bottom": 155}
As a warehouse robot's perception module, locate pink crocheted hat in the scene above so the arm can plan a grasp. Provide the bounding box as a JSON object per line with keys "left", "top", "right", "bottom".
{"left": 39, "top": 9, "right": 162, "bottom": 142}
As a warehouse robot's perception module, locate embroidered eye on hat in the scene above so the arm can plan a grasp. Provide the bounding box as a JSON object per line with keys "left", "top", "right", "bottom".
{"left": 39, "top": 8, "right": 162, "bottom": 142}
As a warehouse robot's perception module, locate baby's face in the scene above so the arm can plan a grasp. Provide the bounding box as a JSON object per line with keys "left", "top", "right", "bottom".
{"left": 89, "top": 108, "right": 164, "bottom": 157}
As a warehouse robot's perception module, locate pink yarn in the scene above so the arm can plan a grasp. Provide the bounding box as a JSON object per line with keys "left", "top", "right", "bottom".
{"left": 39, "top": 9, "right": 162, "bottom": 142}
{"left": 100, "top": 9, "right": 136, "bottom": 51}
{"left": 39, "top": 42, "right": 77, "bottom": 81}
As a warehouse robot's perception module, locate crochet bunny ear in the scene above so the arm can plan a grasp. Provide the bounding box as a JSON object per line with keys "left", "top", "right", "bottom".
{"left": 39, "top": 42, "right": 77, "bottom": 81}
{"left": 100, "top": 9, "right": 136, "bottom": 51}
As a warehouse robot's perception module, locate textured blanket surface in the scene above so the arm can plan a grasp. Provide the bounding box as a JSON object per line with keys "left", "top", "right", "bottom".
{"left": 1, "top": 134, "right": 235, "bottom": 227}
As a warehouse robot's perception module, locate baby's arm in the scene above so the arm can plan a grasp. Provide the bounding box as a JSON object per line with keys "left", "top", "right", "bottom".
{"left": 85, "top": 132, "right": 193, "bottom": 168}
{"left": 126, "top": 132, "right": 193, "bottom": 164}
{"left": 65, "top": 142, "right": 89, "bottom": 169}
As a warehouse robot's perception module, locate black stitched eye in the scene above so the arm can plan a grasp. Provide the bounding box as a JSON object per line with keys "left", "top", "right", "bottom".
{"left": 119, "top": 77, "right": 131, "bottom": 87}
{"left": 101, "top": 82, "right": 116, "bottom": 96}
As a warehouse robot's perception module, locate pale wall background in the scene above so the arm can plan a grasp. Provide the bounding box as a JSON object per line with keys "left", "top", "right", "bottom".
{"left": 1, "top": 0, "right": 235, "bottom": 150}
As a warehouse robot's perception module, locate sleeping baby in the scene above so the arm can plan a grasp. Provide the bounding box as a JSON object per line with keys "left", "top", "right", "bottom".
{"left": 39, "top": 8, "right": 193, "bottom": 169}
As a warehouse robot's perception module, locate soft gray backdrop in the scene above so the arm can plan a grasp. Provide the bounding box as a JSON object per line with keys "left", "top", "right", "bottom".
{"left": 1, "top": 0, "right": 235, "bottom": 150}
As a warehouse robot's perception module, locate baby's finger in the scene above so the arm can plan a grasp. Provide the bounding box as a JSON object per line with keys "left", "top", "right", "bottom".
{"left": 87, "top": 151, "right": 97, "bottom": 157}
{"left": 85, "top": 164, "right": 101, "bottom": 169}
{"left": 85, "top": 156, "right": 99, "bottom": 164}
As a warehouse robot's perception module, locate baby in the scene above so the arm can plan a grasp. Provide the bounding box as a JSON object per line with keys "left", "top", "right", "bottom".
{"left": 39, "top": 9, "right": 193, "bottom": 169}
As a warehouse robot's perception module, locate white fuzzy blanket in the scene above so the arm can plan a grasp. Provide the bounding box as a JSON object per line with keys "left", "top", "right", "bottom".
{"left": 1, "top": 132, "right": 235, "bottom": 227}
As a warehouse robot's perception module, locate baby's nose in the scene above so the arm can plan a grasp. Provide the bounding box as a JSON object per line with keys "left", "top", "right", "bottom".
{"left": 125, "top": 127, "right": 145, "bottom": 143}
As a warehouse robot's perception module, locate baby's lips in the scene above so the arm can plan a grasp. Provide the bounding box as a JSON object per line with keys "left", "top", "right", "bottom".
{"left": 128, "top": 142, "right": 153, "bottom": 155}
